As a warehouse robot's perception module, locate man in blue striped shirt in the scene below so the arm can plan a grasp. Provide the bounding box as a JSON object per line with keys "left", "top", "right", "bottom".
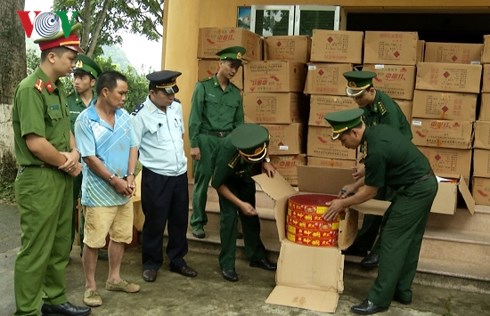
{"left": 75, "top": 70, "right": 140, "bottom": 307}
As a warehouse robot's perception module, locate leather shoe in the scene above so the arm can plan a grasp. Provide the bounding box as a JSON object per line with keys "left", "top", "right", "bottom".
{"left": 221, "top": 269, "right": 238, "bottom": 282}
{"left": 360, "top": 252, "right": 379, "bottom": 269}
{"left": 250, "top": 258, "right": 277, "bottom": 271}
{"left": 142, "top": 269, "right": 157, "bottom": 282}
{"left": 41, "top": 302, "right": 91, "bottom": 316}
{"left": 170, "top": 265, "right": 198, "bottom": 277}
{"left": 351, "top": 299, "right": 387, "bottom": 315}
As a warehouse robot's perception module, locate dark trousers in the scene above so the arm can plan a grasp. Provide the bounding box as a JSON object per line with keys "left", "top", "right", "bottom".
{"left": 141, "top": 167, "right": 189, "bottom": 270}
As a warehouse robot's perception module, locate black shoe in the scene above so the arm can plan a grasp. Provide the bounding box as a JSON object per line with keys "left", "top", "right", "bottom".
{"left": 191, "top": 227, "right": 205, "bottom": 239}
{"left": 249, "top": 258, "right": 277, "bottom": 271}
{"left": 41, "top": 302, "right": 91, "bottom": 316}
{"left": 342, "top": 246, "right": 368, "bottom": 257}
{"left": 142, "top": 269, "right": 157, "bottom": 282}
{"left": 351, "top": 299, "right": 387, "bottom": 315}
{"left": 360, "top": 252, "right": 379, "bottom": 269}
{"left": 221, "top": 268, "right": 239, "bottom": 282}
{"left": 170, "top": 265, "right": 198, "bottom": 277}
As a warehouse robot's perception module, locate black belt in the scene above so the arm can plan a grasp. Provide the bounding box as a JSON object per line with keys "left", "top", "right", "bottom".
{"left": 412, "top": 171, "right": 434, "bottom": 185}
{"left": 21, "top": 164, "right": 59, "bottom": 171}
{"left": 201, "top": 130, "right": 231, "bottom": 137}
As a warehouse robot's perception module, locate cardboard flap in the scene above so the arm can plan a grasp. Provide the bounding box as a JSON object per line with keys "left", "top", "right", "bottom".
{"left": 253, "top": 172, "right": 297, "bottom": 201}
{"left": 351, "top": 199, "right": 391, "bottom": 216}
{"left": 337, "top": 209, "right": 358, "bottom": 250}
{"left": 458, "top": 176, "right": 475, "bottom": 214}
{"left": 266, "top": 285, "right": 339, "bottom": 313}
{"left": 298, "top": 166, "right": 353, "bottom": 194}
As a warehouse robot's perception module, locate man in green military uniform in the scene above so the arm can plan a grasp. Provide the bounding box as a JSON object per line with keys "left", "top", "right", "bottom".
{"left": 67, "top": 54, "right": 101, "bottom": 253}
{"left": 323, "top": 109, "right": 437, "bottom": 315}
{"left": 188, "top": 46, "right": 245, "bottom": 238}
{"left": 12, "top": 23, "right": 91, "bottom": 315}
{"left": 343, "top": 70, "right": 412, "bottom": 269}
{"left": 211, "top": 124, "right": 277, "bottom": 282}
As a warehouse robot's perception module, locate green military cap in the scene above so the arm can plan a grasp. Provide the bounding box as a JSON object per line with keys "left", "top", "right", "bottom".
{"left": 216, "top": 46, "right": 246, "bottom": 65}
{"left": 324, "top": 108, "right": 364, "bottom": 140}
{"left": 74, "top": 54, "right": 102, "bottom": 79}
{"left": 343, "top": 71, "right": 377, "bottom": 97}
{"left": 230, "top": 124, "right": 270, "bottom": 162}
{"left": 34, "top": 23, "right": 83, "bottom": 53}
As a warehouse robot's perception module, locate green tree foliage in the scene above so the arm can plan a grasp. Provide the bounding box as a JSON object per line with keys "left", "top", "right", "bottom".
{"left": 53, "top": 0, "right": 164, "bottom": 57}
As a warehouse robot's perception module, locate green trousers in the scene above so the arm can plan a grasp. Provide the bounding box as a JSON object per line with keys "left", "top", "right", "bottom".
{"left": 218, "top": 178, "right": 267, "bottom": 269}
{"left": 14, "top": 167, "right": 73, "bottom": 315}
{"left": 190, "top": 135, "right": 223, "bottom": 229}
{"left": 367, "top": 176, "right": 437, "bottom": 308}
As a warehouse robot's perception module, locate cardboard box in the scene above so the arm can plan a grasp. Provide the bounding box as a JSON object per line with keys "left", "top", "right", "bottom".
{"left": 308, "top": 95, "right": 358, "bottom": 127}
{"left": 411, "top": 90, "right": 478, "bottom": 121}
{"left": 472, "top": 177, "right": 490, "bottom": 206}
{"left": 474, "top": 121, "right": 490, "bottom": 150}
{"left": 197, "top": 59, "right": 243, "bottom": 90}
{"left": 479, "top": 93, "right": 490, "bottom": 121}
{"left": 417, "top": 40, "right": 426, "bottom": 64}
{"left": 481, "top": 64, "right": 490, "bottom": 93}
{"left": 244, "top": 61, "right": 306, "bottom": 93}
{"left": 433, "top": 175, "right": 474, "bottom": 214}
{"left": 253, "top": 167, "right": 389, "bottom": 313}
{"left": 307, "top": 156, "right": 356, "bottom": 169}
{"left": 417, "top": 146, "right": 471, "bottom": 180}
{"left": 270, "top": 154, "right": 306, "bottom": 186}
{"left": 424, "top": 42, "right": 483, "bottom": 64}
{"left": 415, "top": 62, "right": 482, "bottom": 94}
{"left": 262, "top": 123, "right": 305, "bottom": 155}
{"left": 310, "top": 30, "right": 363, "bottom": 64}
{"left": 307, "top": 126, "right": 357, "bottom": 160}
{"left": 395, "top": 99, "right": 412, "bottom": 121}
{"left": 482, "top": 35, "right": 490, "bottom": 64}
{"left": 243, "top": 93, "right": 306, "bottom": 124}
{"left": 473, "top": 149, "right": 490, "bottom": 177}
{"left": 411, "top": 119, "right": 473, "bottom": 149}
{"left": 304, "top": 63, "right": 353, "bottom": 95}
{"left": 197, "top": 27, "right": 262, "bottom": 61}
{"left": 363, "top": 31, "right": 419, "bottom": 65}
{"left": 264, "top": 36, "right": 311, "bottom": 63}
{"left": 363, "top": 64, "right": 416, "bottom": 100}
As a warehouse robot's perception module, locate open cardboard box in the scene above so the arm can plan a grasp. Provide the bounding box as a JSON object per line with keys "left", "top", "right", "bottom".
{"left": 253, "top": 166, "right": 389, "bottom": 313}
{"left": 431, "top": 173, "right": 475, "bottom": 215}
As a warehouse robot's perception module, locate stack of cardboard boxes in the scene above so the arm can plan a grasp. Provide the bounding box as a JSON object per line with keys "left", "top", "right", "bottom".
{"left": 243, "top": 36, "right": 309, "bottom": 185}
{"left": 472, "top": 36, "right": 490, "bottom": 205}
{"left": 304, "top": 30, "right": 363, "bottom": 169}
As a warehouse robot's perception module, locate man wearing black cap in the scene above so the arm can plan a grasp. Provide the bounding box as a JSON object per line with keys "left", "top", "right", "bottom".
{"left": 131, "top": 70, "right": 197, "bottom": 282}
{"left": 342, "top": 70, "right": 412, "bottom": 269}
{"left": 67, "top": 54, "right": 102, "bottom": 254}
{"left": 324, "top": 108, "right": 437, "bottom": 315}
{"left": 188, "top": 46, "right": 246, "bottom": 239}
{"left": 211, "top": 123, "right": 277, "bottom": 282}
{"left": 12, "top": 23, "right": 90, "bottom": 315}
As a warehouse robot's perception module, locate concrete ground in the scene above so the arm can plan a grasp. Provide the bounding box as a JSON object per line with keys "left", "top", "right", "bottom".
{"left": 1, "top": 202, "right": 490, "bottom": 316}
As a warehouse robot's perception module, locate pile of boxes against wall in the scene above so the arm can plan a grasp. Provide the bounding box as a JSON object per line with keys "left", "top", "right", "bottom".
{"left": 472, "top": 37, "right": 490, "bottom": 205}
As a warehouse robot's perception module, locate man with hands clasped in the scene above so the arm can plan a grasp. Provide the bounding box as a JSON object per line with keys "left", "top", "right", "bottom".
{"left": 323, "top": 108, "right": 437, "bottom": 315}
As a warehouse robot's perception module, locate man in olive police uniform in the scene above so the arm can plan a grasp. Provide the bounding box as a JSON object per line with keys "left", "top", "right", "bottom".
{"left": 343, "top": 71, "right": 412, "bottom": 269}
{"left": 131, "top": 70, "right": 197, "bottom": 282}
{"left": 188, "top": 46, "right": 245, "bottom": 239}
{"left": 323, "top": 109, "right": 437, "bottom": 315}
{"left": 211, "top": 124, "right": 277, "bottom": 282}
{"left": 67, "top": 54, "right": 102, "bottom": 252}
{"left": 12, "top": 23, "right": 91, "bottom": 316}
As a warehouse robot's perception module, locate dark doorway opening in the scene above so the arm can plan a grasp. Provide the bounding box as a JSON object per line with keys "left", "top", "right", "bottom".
{"left": 346, "top": 13, "right": 490, "bottom": 43}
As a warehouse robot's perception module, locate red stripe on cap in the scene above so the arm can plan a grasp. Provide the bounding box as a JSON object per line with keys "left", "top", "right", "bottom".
{"left": 38, "top": 34, "right": 81, "bottom": 52}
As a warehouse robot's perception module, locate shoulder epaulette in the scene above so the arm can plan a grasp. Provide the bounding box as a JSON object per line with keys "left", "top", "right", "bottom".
{"left": 131, "top": 103, "right": 145, "bottom": 116}
{"left": 174, "top": 98, "right": 181, "bottom": 104}
{"left": 376, "top": 101, "right": 387, "bottom": 116}
{"left": 34, "top": 79, "right": 44, "bottom": 93}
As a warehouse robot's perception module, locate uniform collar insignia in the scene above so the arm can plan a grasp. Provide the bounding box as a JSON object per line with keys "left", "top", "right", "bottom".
{"left": 45, "top": 81, "right": 55, "bottom": 93}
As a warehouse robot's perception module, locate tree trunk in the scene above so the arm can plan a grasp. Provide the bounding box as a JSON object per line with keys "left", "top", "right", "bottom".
{"left": 0, "top": 0, "right": 25, "bottom": 157}
{"left": 0, "top": 0, "right": 26, "bottom": 104}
